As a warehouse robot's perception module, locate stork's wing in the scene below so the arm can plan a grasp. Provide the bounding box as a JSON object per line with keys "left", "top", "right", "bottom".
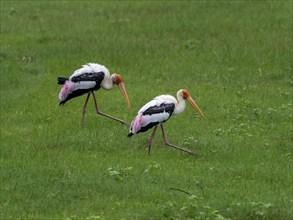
{"left": 70, "top": 71, "right": 105, "bottom": 83}
{"left": 143, "top": 103, "right": 175, "bottom": 116}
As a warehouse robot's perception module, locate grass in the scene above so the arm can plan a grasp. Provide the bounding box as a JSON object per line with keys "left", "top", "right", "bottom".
{"left": 1, "top": 1, "right": 292, "bottom": 219}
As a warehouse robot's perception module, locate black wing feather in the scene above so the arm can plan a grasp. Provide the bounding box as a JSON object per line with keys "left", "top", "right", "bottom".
{"left": 71, "top": 71, "right": 105, "bottom": 83}
{"left": 57, "top": 77, "right": 69, "bottom": 85}
{"left": 59, "top": 88, "right": 101, "bottom": 105}
{"left": 143, "top": 103, "right": 175, "bottom": 116}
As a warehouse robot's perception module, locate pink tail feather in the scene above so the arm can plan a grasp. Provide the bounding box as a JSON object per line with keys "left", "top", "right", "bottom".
{"left": 59, "top": 81, "right": 75, "bottom": 102}
{"left": 128, "top": 114, "right": 143, "bottom": 137}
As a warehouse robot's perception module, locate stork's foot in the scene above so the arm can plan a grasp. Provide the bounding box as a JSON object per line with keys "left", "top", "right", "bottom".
{"left": 164, "top": 142, "right": 197, "bottom": 156}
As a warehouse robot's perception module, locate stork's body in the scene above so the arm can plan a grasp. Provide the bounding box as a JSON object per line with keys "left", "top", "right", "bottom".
{"left": 58, "top": 63, "right": 130, "bottom": 127}
{"left": 128, "top": 89, "right": 204, "bottom": 156}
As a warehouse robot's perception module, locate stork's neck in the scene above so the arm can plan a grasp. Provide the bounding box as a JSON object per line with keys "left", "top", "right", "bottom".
{"left": 173, "top": 95, "right": 186, "bottom": 115}
{"left": 101, "top": 75, "right": 114, "bottom": 90}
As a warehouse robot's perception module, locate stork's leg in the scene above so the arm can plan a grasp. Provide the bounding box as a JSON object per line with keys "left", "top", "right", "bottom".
{"left": 148, "top": 126, "right": 158, "bottom": 155}
{"left": 92, "top": 92, "right": 130, "bottom": 126}
{"left": 160, "top": 124, "right": 196, "bottom": 156}
{"left": 82, "top": 93, "right": 91, "bottom": 127}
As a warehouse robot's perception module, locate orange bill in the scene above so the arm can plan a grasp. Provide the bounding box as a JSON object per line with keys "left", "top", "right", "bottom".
{"left": 187, "top": 96, "right": 204, "bottom": 117}
{"left": 118, "top": 82, "right": 131, "bottom": 110}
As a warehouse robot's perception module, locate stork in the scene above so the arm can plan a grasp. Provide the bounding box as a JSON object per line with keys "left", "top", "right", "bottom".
{"left": 58, "top": 63, "right": 130, "bottom": 127}
{"left": 127, "top": 89, "right": 204, "bottom": 156}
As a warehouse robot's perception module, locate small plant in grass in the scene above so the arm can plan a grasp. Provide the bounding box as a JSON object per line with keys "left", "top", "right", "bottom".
{"left": 248, "top": 202, "right": 274, "bottom": 220}
{"left": 163, "top": 194, "right": 229, "bottom": 219}
{"left": 65, "top": 214, "right": 105, "bottom": 220}
{"left": 107, "top": 166, "right": 133, "bottom": 182}
{"left": 225, "top": 201, "right": 276, "bottom": 220}
{"left": 183, "top": 136, "right": 200, "bottom": 147}
{"left": 85, "top": 215, "right": 105, "bottom": 220}
{"left": 143, "top": 161, "right": 161, "bottom": 173}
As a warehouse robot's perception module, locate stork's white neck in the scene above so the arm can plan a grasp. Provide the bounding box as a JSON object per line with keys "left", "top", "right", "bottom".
{"left": 101, "top": 74, "right": 114, "bottom": 90}
{"left": 173, "top": 95, "right": 186, "bottom": 115}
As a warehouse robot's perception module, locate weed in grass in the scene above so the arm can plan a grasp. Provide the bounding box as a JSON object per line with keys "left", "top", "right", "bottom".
{"left": 143, "top": 161, "right": 161, "bottom": 173}
{"left": 107, "top": 166, "right": 133, "bottom": 182}
{"left": 163, "top": 196, "right": 282, "bottom": 220}
{"left": 162, "top": 194, "right": 229, "bottom": 220}
{"left": 248, "top": 202, "right": 274, "bottom": 220}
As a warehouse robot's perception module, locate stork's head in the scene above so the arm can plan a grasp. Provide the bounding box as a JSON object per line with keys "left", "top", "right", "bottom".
{"left": 111, "top": 74, "right": 131, "bottom": 110}
{"left": 179, "top": 89, "right": 204, "bottom": 117}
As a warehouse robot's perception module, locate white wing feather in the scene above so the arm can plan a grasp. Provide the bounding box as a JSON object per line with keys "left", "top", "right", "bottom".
{"left": 75, "top": 81, "right": 97, "bottom": 90}
{"left": 69, "top": 63, "right": 110, "bottom": 80}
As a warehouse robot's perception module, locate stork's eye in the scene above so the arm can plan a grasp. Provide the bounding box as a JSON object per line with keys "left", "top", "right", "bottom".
{"left": 182, "top": 89, "right": 190, "bottom": 99}
{"left": 113, "top": 74, "right": 123, "bottom": 84}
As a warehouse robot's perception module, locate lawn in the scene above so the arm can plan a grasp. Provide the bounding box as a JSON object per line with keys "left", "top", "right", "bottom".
{"left": 1, "top": 1, "right": 292, "bottom": 219}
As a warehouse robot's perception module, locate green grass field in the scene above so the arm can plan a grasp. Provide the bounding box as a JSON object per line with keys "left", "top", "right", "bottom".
{"left": 1, "top": 1, "right": 292, "bottom": 219}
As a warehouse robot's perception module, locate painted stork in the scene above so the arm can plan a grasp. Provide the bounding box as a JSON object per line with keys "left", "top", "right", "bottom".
{"left": 127, "top": 89, "right": 204, "bottom": 156}
{"left": 58, "top": 63, "right": 130, "bottom": 127}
